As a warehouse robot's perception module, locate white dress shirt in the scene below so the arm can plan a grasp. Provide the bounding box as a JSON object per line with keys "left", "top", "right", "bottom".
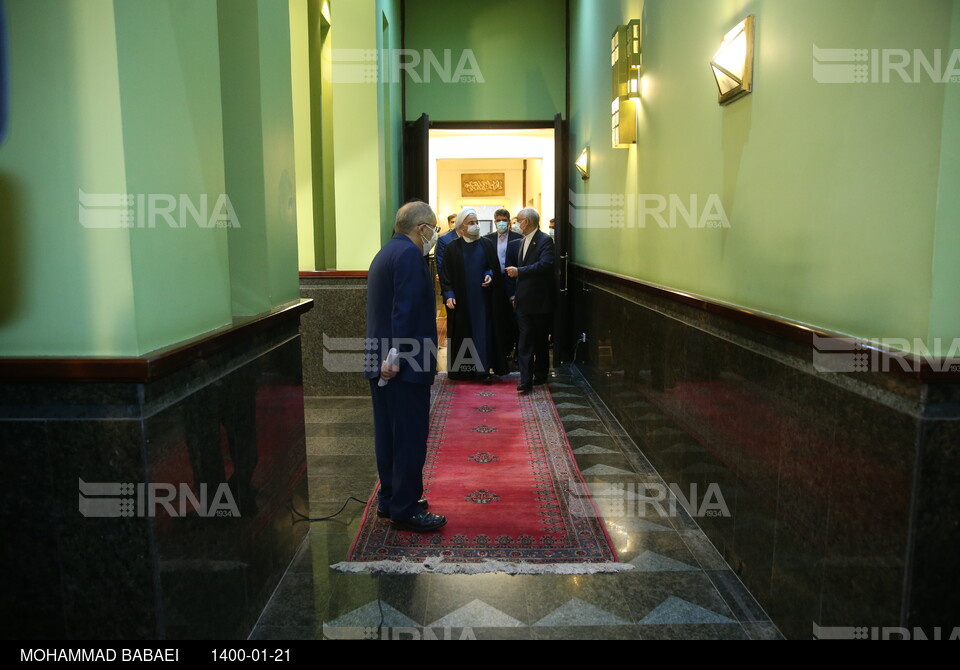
{"left": 521, "top": 229, "right": 536, "bottom": 263}
{"left": 496, "top": 232, "right": 510, "bottom": 270}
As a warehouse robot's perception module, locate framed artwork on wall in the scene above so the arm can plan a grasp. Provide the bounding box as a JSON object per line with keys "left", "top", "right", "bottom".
{"left": 461, "top": 173, "right": 505, "bottom": 198}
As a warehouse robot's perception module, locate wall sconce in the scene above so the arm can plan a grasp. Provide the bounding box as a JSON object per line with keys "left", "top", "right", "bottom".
{"left": 611, "top": 19, "right": 642, "bottom": 148}
{"left": 710, "top": 15, "right": 755, "bottom": 105}
{"left": 575, "top": 147, "right": 589, "bottom": 180}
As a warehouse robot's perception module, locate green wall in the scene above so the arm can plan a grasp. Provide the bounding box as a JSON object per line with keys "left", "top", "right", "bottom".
{"left": 330, "top": 0, "right": 401, "bottom": 270}
{"left": 115, "top": 0, "right": 233, "bottom": 353}
{"left": 218, "top": 0, "right": 300, "bottom": 315}
{"left": 290, "top": 0, "right": 338, "bottom": 271}
{"left": 570, "top": 0, "right": 958, "bottom": 349}
{"left": 257, "top": 0, "right": 300, "bottom": 309}
{"left": 377, "top": 0, "right": 403, "bottom": 243}
{"left": 929, "top": 0, "right": 960, "bottom": 347}
{"left": 0, "top": 0, "right": 301, "bottom": 357}
{"left": 290, "top": 0, "right": 318, "bottom": 271}
{"left": 0, "top": 0, "right": 138, "bottom": 356}
{"left": 219, "top": 0, "right": 268, "bottom": 314}
{"left": 404, "top": 0, "right": 567, "bottom": 121}
{"left": 316, "top": 2, "right": 338, "bottom": 269}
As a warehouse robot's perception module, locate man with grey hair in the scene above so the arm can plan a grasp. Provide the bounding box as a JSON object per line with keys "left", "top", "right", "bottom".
{"left": 505, "top": 208, "right": 555, "bottom": 393}
{"left": 365, "top": 201, "right": 447, "bottom": 532}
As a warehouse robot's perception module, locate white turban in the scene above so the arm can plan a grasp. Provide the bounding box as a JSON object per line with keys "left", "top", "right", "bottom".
{"left": 454, "top": 207, "right": 477, "bottom": 229}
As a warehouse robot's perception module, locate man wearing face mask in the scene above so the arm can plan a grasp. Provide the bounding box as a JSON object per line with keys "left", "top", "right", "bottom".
{"left": 484, "top": 208, "right": 523, "bottom": 273}
{"left": 440, "top": 207, "right": 511, "bottom": 381}
{"left": 505, "top": 208, "right": 555, "bottom": 394}
{"left": 365, "top": 201, "right": 447, "bottom": 532}
{"left": 484, "top": 209, "right": 522, "bottom": 366}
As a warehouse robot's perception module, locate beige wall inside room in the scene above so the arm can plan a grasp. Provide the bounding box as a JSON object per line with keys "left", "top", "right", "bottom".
{"left": 429, "top": 130, "right": 555, "bottom": 231}
{"left": 437, "top": 159, "right": 524, "bottom": 225}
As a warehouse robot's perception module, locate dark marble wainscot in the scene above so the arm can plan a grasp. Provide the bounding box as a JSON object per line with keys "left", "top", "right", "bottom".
{"left": 567, "top": 265, "right": 960, "bottom": 641}
{"left": 0, "top": 301, "right": 312, "bottom": 639}
{"left": 299, "top": 273, "right": 369, "bottom": 396}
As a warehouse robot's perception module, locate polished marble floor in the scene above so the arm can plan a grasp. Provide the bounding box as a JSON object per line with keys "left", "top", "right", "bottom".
{"left": 250, "top": 365, "right": 783, "bottom": 640}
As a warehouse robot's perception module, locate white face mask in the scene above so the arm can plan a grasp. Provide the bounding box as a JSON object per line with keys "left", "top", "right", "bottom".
{"left": 496, "top": 220, "right": 509, "bottom": 234}
{"left": 511, "top": 223, "right": 522, "bottom": 234}
{"left": 420, "top": 226, "right": 438, "bottom": 255}
{"left": 466, "top": 223, "right": 480, "bottom": 238}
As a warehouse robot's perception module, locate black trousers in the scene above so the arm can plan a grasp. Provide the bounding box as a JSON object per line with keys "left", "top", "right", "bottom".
{"left": 369, "top": 378, "right": 430, "bottom": 520}
{"left": 517, "top": 312, "right": 552, "bottom": 385}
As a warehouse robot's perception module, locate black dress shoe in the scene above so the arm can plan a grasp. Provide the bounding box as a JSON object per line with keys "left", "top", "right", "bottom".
{"left": 516, "top": 383, "right": 532, "bottom": 394}
{"left": 391, "top": 511, "right": 447, "bottom": 532}
{"left": 377, "top": 498, "right": 428, "bottom": 519}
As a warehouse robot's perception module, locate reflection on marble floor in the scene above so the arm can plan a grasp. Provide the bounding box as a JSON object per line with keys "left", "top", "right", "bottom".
{"left": 251, "top": 365, "right": 782, "bottom": 640}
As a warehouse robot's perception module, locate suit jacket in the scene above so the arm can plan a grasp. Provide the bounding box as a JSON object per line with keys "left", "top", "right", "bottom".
{"left": 506, "top": 230, "right": 555, "bottom": 316}
{"left": 483, "top": 230, "right": 523, "bottom": 272}
{"left": 365, "top": 233, "right": 438, "bottom": 385}
{"left": 434, "top": 229, "right": 460, "bottom": 280}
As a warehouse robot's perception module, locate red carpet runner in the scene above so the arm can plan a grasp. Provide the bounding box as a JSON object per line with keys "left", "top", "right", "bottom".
{"left": 334, "top": 375, "right": 625, "bottom": 574}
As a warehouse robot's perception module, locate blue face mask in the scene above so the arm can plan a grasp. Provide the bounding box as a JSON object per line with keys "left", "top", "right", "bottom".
{"left": 496, "top": 220, "right": 509, "bottom": 234}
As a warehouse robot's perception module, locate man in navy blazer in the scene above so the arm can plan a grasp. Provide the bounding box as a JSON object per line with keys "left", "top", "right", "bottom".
{"left": 434, "top": 222, "right": 461, "bottom": 283}
{"left": 365, "top": 201, "right": 447, "bottom": 532}
{"left": 484, "top": 208, "right": 522, "bottom": 365}
{"left": 483, "top": 208, "right": 523, "bottom": 273}
{"left": 505, "top": 208, "right": 555, "bottom": 393}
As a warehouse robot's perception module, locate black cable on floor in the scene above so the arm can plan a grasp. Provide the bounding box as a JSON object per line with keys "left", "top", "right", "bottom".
{"left": 289, "top": 497, "right": 387, "bottom": 639}
{"left": 289, "top": 496, "right": 368, "bottom": 522}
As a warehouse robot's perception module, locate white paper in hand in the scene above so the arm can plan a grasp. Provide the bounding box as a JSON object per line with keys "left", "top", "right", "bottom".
{"left": 378, "top": 347, "right": 399, "bottom": 387}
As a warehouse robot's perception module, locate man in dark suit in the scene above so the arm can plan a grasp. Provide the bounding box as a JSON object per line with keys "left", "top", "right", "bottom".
{"left": 506, "top": 208, "right": 555, "bottom": 394}
{"left": 484, "top": 208, "right": 522, "bottom": 365}
{"left": 365, "top": 201, "right": 446, "bottom": 532}
{"left": 483, "top": 208, "right": 523, "bottom": 273}
{"left": 434, "top": 215, "right": 462, "bottom": 284}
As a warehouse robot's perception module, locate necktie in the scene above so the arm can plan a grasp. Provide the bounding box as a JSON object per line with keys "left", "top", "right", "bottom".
{"left": 521, "top": 235, "right": 532, "bottom": 264}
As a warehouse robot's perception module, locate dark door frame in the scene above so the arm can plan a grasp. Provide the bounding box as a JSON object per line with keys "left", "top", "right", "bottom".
{"left": 401, "top": 118, "right": 572, "bottom": 364}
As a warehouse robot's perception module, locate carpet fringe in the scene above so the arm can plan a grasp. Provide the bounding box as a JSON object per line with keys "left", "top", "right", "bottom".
{"left": 330, "top": 558, "right": 635, "bottom": 575}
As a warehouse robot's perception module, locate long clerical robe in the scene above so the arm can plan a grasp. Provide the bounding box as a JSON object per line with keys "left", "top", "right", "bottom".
{"left": 439, "top": 236, "right": 510, "bottom": 378}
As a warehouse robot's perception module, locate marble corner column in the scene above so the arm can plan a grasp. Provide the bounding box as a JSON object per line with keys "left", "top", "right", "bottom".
{"left": 300, "top": 274, "right": 370, "bottom": 397}
{"left": 0, "top": 301, "right": 312, "bottom": 639}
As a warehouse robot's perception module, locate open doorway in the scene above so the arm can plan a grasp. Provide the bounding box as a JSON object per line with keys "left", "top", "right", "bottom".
{"left": 428, "top": 128, "right": 555, "bottom": 234}
{"left": 405, "top": 116, "right": 570, "bottom": 369}
{"left": 425, "top": 126, "right": 557, "bottom": 371}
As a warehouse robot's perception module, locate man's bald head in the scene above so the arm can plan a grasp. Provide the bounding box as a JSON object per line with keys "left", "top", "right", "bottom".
{"left": 395, "top": 201, "right": 437, "bottom": 234}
